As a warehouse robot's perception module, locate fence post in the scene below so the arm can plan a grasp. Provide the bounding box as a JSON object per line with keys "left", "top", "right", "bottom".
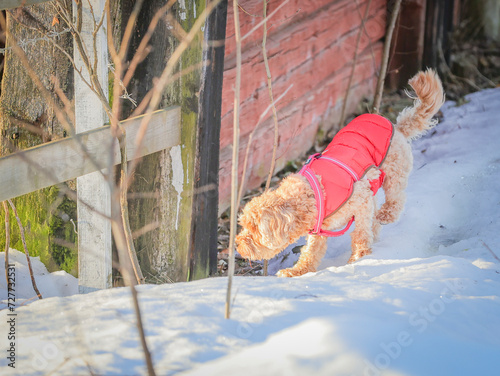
{"left": 188, "top": 0, "right": 227, "bottom": 279}
{"left": 74, "top": 0, "right": 112, "bottom": 293}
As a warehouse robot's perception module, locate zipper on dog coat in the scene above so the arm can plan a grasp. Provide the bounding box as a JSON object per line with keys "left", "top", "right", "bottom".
{"left": 299, "top": 114, "right": 393, "bottom": 237}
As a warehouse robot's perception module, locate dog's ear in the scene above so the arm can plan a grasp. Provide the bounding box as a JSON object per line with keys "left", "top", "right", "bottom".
{"left": 239, "top": 205, "right": 260, "bottom": 234}
{"left": 258, "top": 201, "right": 295, "bottom": 249}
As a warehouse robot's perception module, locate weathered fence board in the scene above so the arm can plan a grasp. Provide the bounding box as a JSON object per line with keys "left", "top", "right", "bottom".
{"left": 0, "top": 0, "right": 52, "bottom": 10}
{"left": 73, "top": 0, "right": 112, "bottom": 293}
{"left": 0, "top": 108, "right": 181, "bottom": 202}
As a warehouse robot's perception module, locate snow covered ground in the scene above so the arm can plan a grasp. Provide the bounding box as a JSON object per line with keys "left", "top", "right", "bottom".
{"left": 2, "top": 88, "right": 500, "bottom": 375}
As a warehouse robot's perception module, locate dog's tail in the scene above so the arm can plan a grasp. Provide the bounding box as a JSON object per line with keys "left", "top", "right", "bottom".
{"left": 395, "top": 69, "right": 445, "bottom": 140}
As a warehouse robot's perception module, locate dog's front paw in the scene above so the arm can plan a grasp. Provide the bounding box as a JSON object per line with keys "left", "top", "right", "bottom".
{"left": 276, "top": 267, "right": 310, "bottom": 277}
{"left": 347, "top": 248, "right": 372, "bottom": 264}
{"left": 376, "top": 202, "right": 402, "bottom": 224}
{"left": 276, "top": 268, "right": 294, "bottom": 277}
{"left": 376, "top": 207, "right": 397, "bottom": 224}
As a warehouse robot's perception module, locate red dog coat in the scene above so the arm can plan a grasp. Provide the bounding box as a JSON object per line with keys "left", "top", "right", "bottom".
{"left": 299, "top": 114, "right": 393, "bottom": 236}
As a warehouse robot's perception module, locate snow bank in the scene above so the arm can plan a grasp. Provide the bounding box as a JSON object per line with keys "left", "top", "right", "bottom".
{"left": 0, "top": 249, "right": 77, "bottom": 308}
{"left": 1, "top": 88, "right": 500, "bottom": 375}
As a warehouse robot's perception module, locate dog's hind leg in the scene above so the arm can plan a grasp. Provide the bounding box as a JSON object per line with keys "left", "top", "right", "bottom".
{"left": 372, "top": 195, "right": 382, "bottom": 241}
{"left": 376, "top": 179, "right": 407, "bottom": 225}
{"left": 348, "top": 186, "right": 377, "bottom": 263}
{"left": 277, "top": 234, "right": 327, "bottom": 277}
{"left": 376, "top": 133, "right": 412, "bottom": 224}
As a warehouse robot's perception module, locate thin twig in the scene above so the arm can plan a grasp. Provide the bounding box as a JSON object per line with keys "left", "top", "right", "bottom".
{"left": 126, "top": 0, "right": 221, "bottom": 187}
{"left": 60, "top": 4, "right": 153, "bottom": 372}
{"left": 0, "top": 12, "right": 107, "bottom": 182}
{"left": 237, "top": 84, "right": 293, "bottom": 205}
{"left": 262, "top": 0, "right": 283, "bottom": 276}
{"left": 120, "top": 169, "right": 145, "bottom": 284}
{"left": 339, "top": 0, "right": 372, "bottom": 127}
{"left": 131, "top": 221, "right": 160, "bottom": 239}
{"left": 122, "top": 0, "right": 177, "bottom": 88}
{"left": 354, "top": 0, "right": 378, "bottom": 77}
{"left": 7, "top": 200, "right": 42, "bottom": 299}
{"left": 130, "top": 61, "right": 208, "bottom": 117}
{"left": 240, "top": 0, "right": 290, "bottom": 42}
{"left": 226, "top": 0, "right": 242, "bottom": 320}
{"left": 262, "top": 0, "right": 280, "bottom": 192}
{"left": 109, "top": 200, "right": 155, "bottom": 374}
{"left": 106, "top": 0, "right": 145, "bottom": 286}
{"left": 130, "top": 283, "right": 155, "bottom": 375}
{"left": 3, "top": 202, "right": 10, "bottom": 289}
{"left": 51, "top": 75, "right": 75, "bottom": 125}
{"left": 70, "top": 3, "right": 113, "bottom": 119}
{"left": 481, "top": 241, "right": 500, "bottom": 263}
{"left": 373, "top": 0, "right": 402, "bottom": 113}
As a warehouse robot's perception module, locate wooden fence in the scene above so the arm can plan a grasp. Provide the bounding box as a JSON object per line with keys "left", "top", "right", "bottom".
{"left": 0, "top": 0, "right": 226, "bottom": 291}
{"left": 0, "top": 108, "right": 181, "bottom": 203}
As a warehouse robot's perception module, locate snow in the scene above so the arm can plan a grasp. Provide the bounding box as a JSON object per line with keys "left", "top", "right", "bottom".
{"left": 0, "top": 249, "right": 77, "bottom": 305}
{"left": 2, "top": 88, "right": 500, "bottom": 375}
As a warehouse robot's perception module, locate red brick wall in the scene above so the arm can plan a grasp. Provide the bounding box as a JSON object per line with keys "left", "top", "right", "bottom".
{"left": 219, "top": 0, "right": 386, "bottom": 212}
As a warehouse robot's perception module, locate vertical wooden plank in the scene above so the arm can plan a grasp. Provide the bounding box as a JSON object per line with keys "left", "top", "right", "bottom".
{"left": 74, "top": 0, "right": 112, "bottom": 293}
{"left": 189, "top": 0, "right": 228, "bottom": 279}
{"left": 388, "top": 0, "right": 427, "bottom": 89}
{"left": 422, "top": 0, "right": 456, "bottom": 71}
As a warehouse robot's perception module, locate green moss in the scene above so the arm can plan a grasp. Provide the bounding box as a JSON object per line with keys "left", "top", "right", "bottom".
{"left": 108, "top": 71, "right": 115, "bottom": 108}
{"left": 0, "top": 185, "right": 77, "bottom": 276}
{"left": 47, "top": 186, "right": 78, "bottom": 275}
{"left": 179, "top": 4, "right": 210, "bottom": 281}
{"left": 0, "top": 5, "right": 76, "bottom": 275}
{"left": 315, "top": 128, "right": 325, "bottom": 143}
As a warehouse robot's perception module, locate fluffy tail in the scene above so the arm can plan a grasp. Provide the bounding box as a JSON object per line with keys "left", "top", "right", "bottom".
{"left": 396, "top": 69, "right": 445, "bottom": 140}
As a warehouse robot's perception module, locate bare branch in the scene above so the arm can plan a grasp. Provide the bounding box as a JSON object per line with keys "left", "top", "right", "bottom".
{"left": 260, "top": 0, "right": 284, "bottom": 276}
{"left": 122, "top": 0, "right": 177, "bottom": 88}
{"left": 240, "top": 0, "right": 290, "bottom": 42}
{"left": 373, "top": 0, "right": 402, "bottom": 113}
{"left": 237, "top": 84, "right": 293, "bottom": 205}
{"left": 262, "top": 0, "right": 280, "bottom": 193}
{"left": 126, "top": 0, "right": 221, "bottom": 186}
{"left": 3, "top": 202, "right": 10, "bottom": 290}
{"left": 339, "top": 0, "right": 372, "bottom": 127}
{"left": 0, "top": 12, "right": 107, "bottom": 181}
{"left": 226, "top": 0, "right": 242, "bottom": 320}
{"left": 7, "top": 200, "right": 42, "bottom": 299}
{"left": 130, "top": 61, "right": 208, "bottom": 117}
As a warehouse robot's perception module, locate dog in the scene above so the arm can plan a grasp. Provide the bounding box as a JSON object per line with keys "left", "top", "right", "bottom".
{"left": 236, "top": 69, "right": 445, "bottom": 277}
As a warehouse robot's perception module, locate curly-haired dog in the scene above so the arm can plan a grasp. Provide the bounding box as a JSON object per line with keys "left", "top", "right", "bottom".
{"left": 236, "top": 69, "right": 445, "bottom": 277}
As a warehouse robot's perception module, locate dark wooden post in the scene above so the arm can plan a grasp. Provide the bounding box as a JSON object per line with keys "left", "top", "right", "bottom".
{"left": 388, "top": 0, "right": 461, "bottom": 89}
{"left": 388, "top": 0, "right": 427, "bottom": 89}
{"left": 423, "top": 0, "right": 457, "bottom": 71}
{"left": 189, "top": 0, "right": 227, "bottom": 280}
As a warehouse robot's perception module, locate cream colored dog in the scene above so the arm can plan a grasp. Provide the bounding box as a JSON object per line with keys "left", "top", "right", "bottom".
{"left": 236, "top": 70, "right": 445, "bottom": 277}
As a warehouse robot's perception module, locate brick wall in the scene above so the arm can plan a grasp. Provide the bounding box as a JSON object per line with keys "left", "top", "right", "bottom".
{"left": 219, "top": 0, "right": 386, "bottom": 212}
